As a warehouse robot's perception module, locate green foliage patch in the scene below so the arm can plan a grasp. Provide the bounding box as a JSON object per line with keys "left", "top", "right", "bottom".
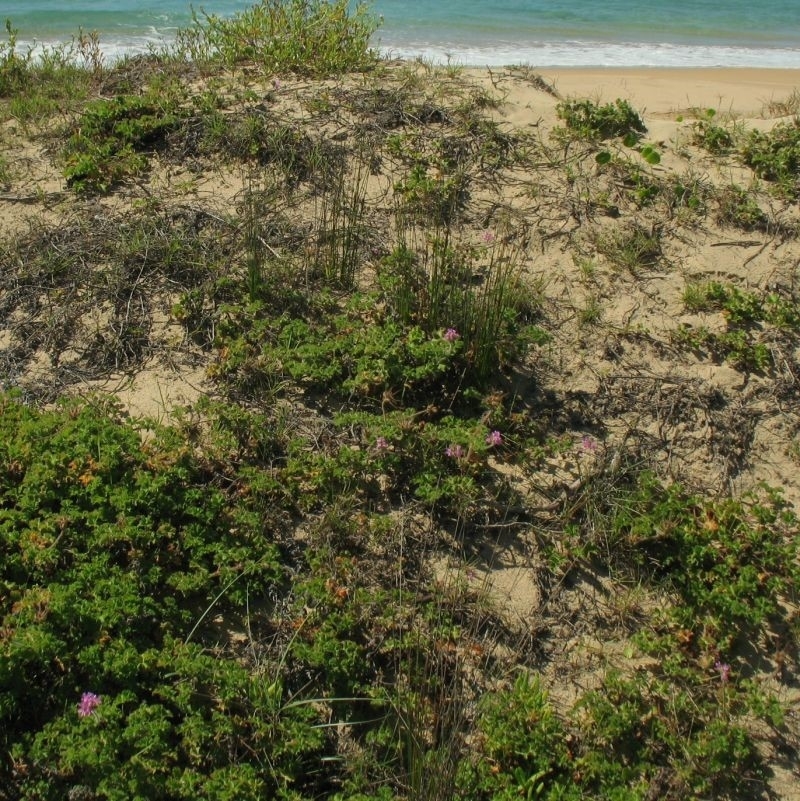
{"left": 557, "top": 98, "right": 647, "bottom": 141}
{"left": 0, "top": 21, "right": 96, "bottom": 122}
{"left": 675, "top": 280, "right": 799, "bottom": 372}
{"left": 611, "top": 476, "right": 800, "bottom": 642}
{"left": 0, "top": 393, "right": 348, "bottom": 799}
{"left": 741, "top": 119, "right": 800, "bottom": 197}
{"left": 174, "top": 0, "right": 379, "bottom": 77}
{"left": 691, "top": 109, "right": 736, "bottom": 154}
{"left": 715, "top": 184, "right": 769, "bottom": 231}
{"left": 479, "top": 475, "right": 800, "bottom": 801}
{"left": 64, "top": 93, "right": 187, "bottom": 193}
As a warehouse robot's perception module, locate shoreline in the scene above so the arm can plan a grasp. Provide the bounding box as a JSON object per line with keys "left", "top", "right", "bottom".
{"left": 469, "top": 66, "right": 800, "bottom": 116}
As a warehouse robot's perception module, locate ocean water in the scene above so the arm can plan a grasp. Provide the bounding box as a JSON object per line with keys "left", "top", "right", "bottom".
{"left": 3, "top": 0, "right": 800, "bottom": 68}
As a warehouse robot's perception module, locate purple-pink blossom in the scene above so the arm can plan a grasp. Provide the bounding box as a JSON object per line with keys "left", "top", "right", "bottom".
{"left": 443, "top": 328, "right": 460, "bottom": 343}
{"left": 485, "top": 430, "right": 502, "bottom": 447}
{"left": 481, "top": 230, "right": 495, "bottom": 244}
{"left": 445, "top": 444, "right": 464, "bottom": 459}
{"left": 78, "top": 692, "right": 101, "bottom": 718}
{"left": 374, "top": 436, "right": 389, "bottom": 452}
{"left": 581, "top": 435, "right": 598, "bottom": 452}
{"left": 715, "top": 661, "right": 731, "bottom": 684}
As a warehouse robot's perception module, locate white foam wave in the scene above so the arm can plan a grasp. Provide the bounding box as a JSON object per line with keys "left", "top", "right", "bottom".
{"left": 16, "top": 34, "right": 175, "bottom": 63}
{"left": 378, "top": 39, "right": 800, "bottom": 69}
{"left": 15, "top": 33, "right": 800, "bottom": 69}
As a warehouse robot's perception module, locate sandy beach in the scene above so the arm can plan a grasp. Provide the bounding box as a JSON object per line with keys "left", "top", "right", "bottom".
{"left": 536, "top": 67, "right": 800, "bottom": 114}
{"left": 458, "top": 66, "right": 800, "bottom": 121}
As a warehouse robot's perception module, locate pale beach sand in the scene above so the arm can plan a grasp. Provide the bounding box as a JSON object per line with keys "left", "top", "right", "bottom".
{"left": 463, "top": 65, "right": 800, "bottom": 153}
{"left": 536, "top": 67, "right": 800, "bottom": 116}
{"left": 461, "top": 66, "right": 799, "bottom": 122}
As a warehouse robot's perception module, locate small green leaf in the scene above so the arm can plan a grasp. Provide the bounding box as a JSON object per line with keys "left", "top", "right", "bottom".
{"left": 640, "top": 146, "right": 661, "bottom": 165}
{"left": 595, "top": 150, "right": 612, "bottom": 165}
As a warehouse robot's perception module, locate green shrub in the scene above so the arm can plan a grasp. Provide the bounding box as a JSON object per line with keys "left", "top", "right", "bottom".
{"left": 610, "top": 476, "right": 799, "bottom": 645}
{"left": 741, "top": 119, "right": 800, "bottom": 196}
{"left": 270, "top": 310, "right": 466, "bottom": 403}
{"left": 394, "top": 163, "right": 467, "bottom": 225}
{"left": 574, "top": 668, "right": 765, "bottom": 799}
{"left": 0, "top": 392, "right": 337, "bottom": 800}
{"left": 691, "top": 109, "right": 736, "bottom": 154}
{"left": 557, "top": 98, "right": 646, "bottom": 141}
{"left": 64, "top": 94, "right": 186, "bottom": 193}
{"left": 173, "top": 0, "right": 379, "bottom": 77}
{"left": 458, "top": 674, "right": 578, "bottom": 800}
{"left": 0, "top": 19, "right": 26, "bottom": 97}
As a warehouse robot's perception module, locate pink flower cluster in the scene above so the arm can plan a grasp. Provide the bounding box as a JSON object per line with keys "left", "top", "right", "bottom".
{"left": 485, "top": 430, "right": 502, "bottom": 447}
{"left": 78, "top": 692, "right": 101, "bottom": 718}
{"left": 581, "top": 435, "right": 598, "bottom": 452}
{"left": 445, "top": 444, "right": 465, "bottom": 459}
{"left": 715, "top": 661, "right": 731, "bottom": 684}
{"left": 443, "top": 328, "right": 460, "bottom": 343}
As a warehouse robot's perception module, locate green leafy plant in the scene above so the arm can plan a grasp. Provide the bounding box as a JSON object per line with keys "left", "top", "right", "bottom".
{"left": 741, "top": 119, "right": 800, "bottom": 197}
{"left": 692, "top": 109, "right": 736, "bottom": 154}
{"left": 610, "top": 476, "right": 799, "bottom": 639}
{"left": 394, "top": 163, "right": 467, "bottom": 225}
{"left": 64, "top": 94, "right": 186, "bottom": 193}
{"left": 677, "top": 280, "right": 798, "bottom": 372}
{"left": 534, "top": 472, "right": 798, "bottom": 799}
{"left": 173, "top": 0, "right": 379, "bottom": 77}
{"left": 682, "top": 281, "right": 800, "bottom": 328}
{"left": 0, "top": 392, "right": 346, "bottom": 800}
{"left": 268, "top": 309, "right": 466, "bottom": 403}
{"left": 573, "top": 667, "right": 765, "bottom": 799}
{"left": 668, "top": 173, "right": 709, "bottom": 216}
{"left": 715, "top": 183, "right": 769, "bottom": 230}
{"left": 672, "top": 324, "right": 772, "bottom": 371}
{"left": 557, "top": 98, "right": 646, "bottom": 141}
{"left": 458, "top": 673, "right": 577, "bottom": 800}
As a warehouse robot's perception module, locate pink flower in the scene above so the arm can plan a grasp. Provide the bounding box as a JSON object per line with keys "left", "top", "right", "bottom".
{"left": 581, "top": 435, "right": 597, "bottom": 452}
{"left": 374, "top": 436, "right": 389, "bottom": 452}
{"left": 272, "top": 78, "right": 281, "bottom": 90}
{"left": 78, "top": 692, "right": 101, "bottom": 718}
{"left": 482, "top": 230, "right": 495, "bottom": 244}
{"left": 485, "top": 430, "right": 502, "bottom": 447}
{"left": 445, "top": 444, "right": 464, "bottom": 459}
{"left": 443, "top": 328, "right": 460, "bottom": 343}
{"left": 715, "top": 661, "right": 731, "bottom": 684}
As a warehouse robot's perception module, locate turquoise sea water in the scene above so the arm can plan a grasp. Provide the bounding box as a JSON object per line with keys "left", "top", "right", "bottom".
{"left": 3, "top": 0, "right": 800, "bottom": 67}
